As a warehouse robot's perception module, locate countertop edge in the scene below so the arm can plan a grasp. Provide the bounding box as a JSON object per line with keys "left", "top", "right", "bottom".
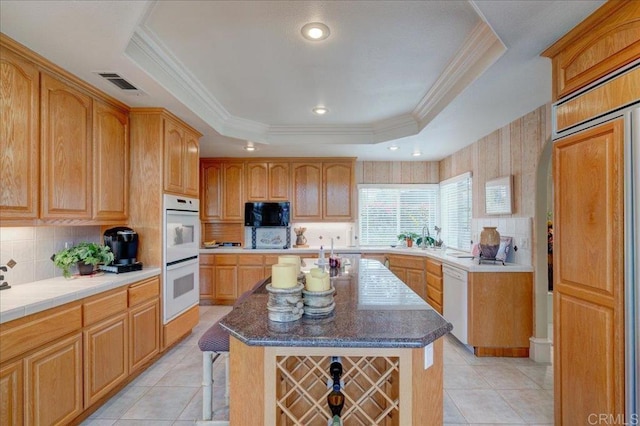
{"left": 0, "top": 268, "right": 162, "bottom": 324}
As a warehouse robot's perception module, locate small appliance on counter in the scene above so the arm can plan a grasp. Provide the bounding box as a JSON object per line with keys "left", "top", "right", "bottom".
{"left": 102, "top": 227, "right": 143, "bottom": 273}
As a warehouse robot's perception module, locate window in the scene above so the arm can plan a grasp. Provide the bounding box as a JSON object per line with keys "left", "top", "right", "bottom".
{"left": 439, "top": 172, "right": 472, "bottom": 251}
{"left": 358, "top": 185, "right": 439, "bottom": 246}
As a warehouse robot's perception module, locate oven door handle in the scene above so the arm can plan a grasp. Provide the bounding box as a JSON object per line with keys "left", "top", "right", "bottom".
{"left": 166, "top": 255, "right": 199, "bottom": 268}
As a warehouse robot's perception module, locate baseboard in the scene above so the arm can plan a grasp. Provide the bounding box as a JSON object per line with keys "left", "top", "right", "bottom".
{"left": 529, "top": 337, "right": 553, "bottom": 363}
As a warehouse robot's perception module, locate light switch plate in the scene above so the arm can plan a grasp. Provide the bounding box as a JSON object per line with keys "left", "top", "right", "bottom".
{"left": 424, "top": 343, "right": 434, "bottom": 369}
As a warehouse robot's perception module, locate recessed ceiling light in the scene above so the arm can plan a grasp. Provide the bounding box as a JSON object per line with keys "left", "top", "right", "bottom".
{"left": 243, "top": 144, "right": 256, "bottom": 152}
{"left": 312, "top": 106, "right": 328, "bottom": 115}
{"left": 388, "top": 146, "right": 399, "bottom": 151}
{"left": 412, "top": 151, "right": 422, "bottom": 157}
{"left": 301, "top": 22, "right": 330, "bottom": 41}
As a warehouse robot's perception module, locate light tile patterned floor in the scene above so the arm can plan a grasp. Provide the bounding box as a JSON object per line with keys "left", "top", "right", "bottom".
{"left": 82, "top": 305, "right": 553, "bottom": 425}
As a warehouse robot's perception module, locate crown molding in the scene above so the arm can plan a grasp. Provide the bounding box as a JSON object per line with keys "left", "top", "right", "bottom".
{"left": 125, "top": 8, "right": 505, "bottom": 146}
{"left": 413, "top": 20, "right": 507, "bottom": 129}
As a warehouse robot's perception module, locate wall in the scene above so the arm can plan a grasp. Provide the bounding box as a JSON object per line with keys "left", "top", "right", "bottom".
{"left": 439, "top": 103, "right": 551, "bottom": 219}
{"left": 0, "top": 226, "right": 102, "bottom": 285}
{"left": 355, "top": 161, "right": 439, "bottom": 184}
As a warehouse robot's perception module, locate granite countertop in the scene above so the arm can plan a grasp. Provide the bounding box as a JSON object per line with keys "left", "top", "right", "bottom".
{"left": 200, "top": 246, "right": 534, "bottom": 273}
{"left": 0, "top": 268, "right": 161, "bottom": 324}
{"left": 220, "top": 259, "right": 453, "bottom": 349}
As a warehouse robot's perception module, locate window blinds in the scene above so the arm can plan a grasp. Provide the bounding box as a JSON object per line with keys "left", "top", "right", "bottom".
{"left": 439, "top": 172, "right": 472, "bottom": 251}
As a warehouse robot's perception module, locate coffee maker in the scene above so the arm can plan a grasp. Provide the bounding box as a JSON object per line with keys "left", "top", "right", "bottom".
{"left": 102, "top": 227, "right": 143, "bottom": 273}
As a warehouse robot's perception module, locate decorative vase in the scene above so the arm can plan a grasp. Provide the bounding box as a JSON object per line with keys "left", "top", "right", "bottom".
{"left": 77, "top": 261, "right": 94, "bottom": 276}
{"left": 479, "top": 227, "right": 501, "bottom": 259}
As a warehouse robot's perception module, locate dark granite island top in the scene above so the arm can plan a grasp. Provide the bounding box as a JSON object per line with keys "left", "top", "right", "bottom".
{"left": 220, "top": 258, "right": 452, "bottom": 348}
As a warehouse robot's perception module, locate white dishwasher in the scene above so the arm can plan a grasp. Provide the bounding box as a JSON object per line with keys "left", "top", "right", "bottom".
{"left": 443, "top": 264, "right": 469, "bottom": 345}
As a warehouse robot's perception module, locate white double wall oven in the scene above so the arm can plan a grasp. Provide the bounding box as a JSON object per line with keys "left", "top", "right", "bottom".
{"left": 163, "top": 194, "right": 200, "bottom": 324}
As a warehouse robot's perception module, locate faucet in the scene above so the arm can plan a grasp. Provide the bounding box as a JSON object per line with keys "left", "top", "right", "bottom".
{"left": 421, "top": 225, "right": 431, "bottom": 249}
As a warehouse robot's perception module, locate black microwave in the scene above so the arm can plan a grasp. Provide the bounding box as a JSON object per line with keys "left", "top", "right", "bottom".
{"left": 245, "top": 202, "right": 290, "bottom": 227}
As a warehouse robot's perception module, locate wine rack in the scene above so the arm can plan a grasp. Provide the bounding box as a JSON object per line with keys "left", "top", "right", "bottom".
{"left": 274, "top": 355, "right": 400, "bottom": 425}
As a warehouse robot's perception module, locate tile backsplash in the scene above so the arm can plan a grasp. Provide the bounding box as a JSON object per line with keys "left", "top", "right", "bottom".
{"left": 471, "top": 217, "right": 532, "bottom": 266}
{"left": 0, "top": 226, "right": 102, "bottom": 285}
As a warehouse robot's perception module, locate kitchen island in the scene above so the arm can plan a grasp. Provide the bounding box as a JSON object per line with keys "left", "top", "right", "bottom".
{"left": 220, "top": 259, "right": 452, "bottom": 425}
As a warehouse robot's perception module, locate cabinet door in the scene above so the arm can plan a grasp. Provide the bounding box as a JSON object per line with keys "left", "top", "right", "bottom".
{"left": 238, "top": 265, "right": 264, "bottom": 297}
{"left": 222, "top": 162, "right": 244, "bottom": 221}
{"left": 41, "top": 73, "right": 92, "bottom": 219}
{"left": 199, "top": 264, "right": 215, "bottom": 302}
{"left": 215, "top": 266, "right": 237, "bottom": 300}
{"left": 129, "top": 298, "right": 160, "bottom": 373}
{"left": 183, "top": 130, "right": 200, "bottom": 197}
{"left": 0, "top": 360, "right": 23, "bottom": 426}
{"left": 389, "top": 267, "right": 406, "bottom": 283}
{"left": 163, "top": 118, "right": 185, "bottom": 194}
{"left": 291, "top": 162, "right": 322, "bottom": 220}
{"left": 269, "top": 162, "right": 290, "bottom": 200}
{"left": 0, "top": 48, "right": 39, "bottom": 220}
{"left": 323, "top": 162, "right": 353, "bottom": 220}
{"left": 84, "top": 312, "right": 128, "bottom": 406}
{"left": 553, "top": 119, "right": 625, "bottom": 424}
{"left": 93, "top": 100, "right": 129, "bottom": 221}
{"left": 406, "top": 269, "right": 426, "bottom": 301}
{"left": 246, "top": 162, "right": 268, "bottom": 201}
{"left": 25, "top": 333, "right": 83, "bottom": 426}
{"left": 201, "top": 161, "right": 222, "bottom": 221}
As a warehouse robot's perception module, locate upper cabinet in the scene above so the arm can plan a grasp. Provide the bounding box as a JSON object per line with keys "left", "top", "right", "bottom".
{"left": 291, "top": 162, "right": 323, "bottom": 220}
{"left": 542, "top": 1, "right": 640, "bottom": 101}
{"left": 323, "top": 162, "right": 354, "bottom": 220}
{"left": 163, "top": 117, "right": 200, "bottom": 197}
{"left": 0, "top": 47, "right": 39, "bottom": 220}
{"left": 40, "top": 73, "right": 93, "bottom": 219}
{"left": 246, "top": 161, "right": 290, "bottom": 201}
{"left": 200, "top": 160, "right": 244, "bottom": 222}
{"left": 1, "top": 35, "right": 130, "bottom": 225}
{"left": 92, "top": 100, "right": 129, "bottom": 221}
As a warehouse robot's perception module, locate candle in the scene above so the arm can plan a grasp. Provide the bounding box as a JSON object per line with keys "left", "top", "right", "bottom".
{"left": 305, "top": 271, "right": 330, "bottom": 292}
{"left": 310, "top": 267, "right": 324, "bottom": 278}
{"left": 271, "top": 263, "right": 298, "bottom": 288}
{"left": 319, "top": 245, "right": 325, "bottom": 262}
{"left": 278, "top": 255, "right": 301, "bottom": 272}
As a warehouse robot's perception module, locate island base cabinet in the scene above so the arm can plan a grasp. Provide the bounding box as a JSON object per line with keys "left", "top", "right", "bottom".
{"left": 229, "top": 336, "right": 443, "bottom": 425}
{"left": 24, "top": 333, "right": 83, "bottom": 426}
{"left": 0, "top": 360, "right": 23, "bottom": 425}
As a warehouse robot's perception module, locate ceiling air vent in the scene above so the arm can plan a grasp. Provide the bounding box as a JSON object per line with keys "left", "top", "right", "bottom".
{"left": 94, "top": 72, "right": 142, "bottom": 94}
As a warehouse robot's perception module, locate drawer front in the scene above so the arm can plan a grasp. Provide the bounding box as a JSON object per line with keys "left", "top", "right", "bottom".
{"left": 427, "top": 285, "right": 442, "bottom": 305}
{"left": 84, "top": 289, "right": 128, "bottom": 326}
{"left": 200, "top": 254, "right": 215, "bottom": 265}
{"left": 426, "top": 273, "right": 443, "bottom": 291}
{"left": 388, "top": 255, "right": 416, "bottom": 269}
{"left": 425, "top": 259, "right": 442, "bottom": 277}
{"left": 0, "top": 304, "right": 82, "bottom": 364}
{"left": 129, "top": 277, "right": 160, "bottom": 307}
{"left": 237, "top": 254, "right": 264, "bottom": 265}
{"left": 215, "top": 254, "right": 238, "bottom": 266}
{"left": 264, "top": 255, "right": 280, "bottom": 266}
{"left": 427, "top": 296, "right": 442, "bottom": 315}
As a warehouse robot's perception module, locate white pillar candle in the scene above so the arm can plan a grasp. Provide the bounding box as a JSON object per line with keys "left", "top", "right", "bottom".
{"left": 271, "top": 263, "right": 298, "bottom": 288}
{"left": 305, "top": 270, "right": 330, "bottom": 292}
{"left": 310, "top": 267, "right": 324, "bottom": 278}
{"left": 278, "top": 255, "right": 301, "bottom": 271}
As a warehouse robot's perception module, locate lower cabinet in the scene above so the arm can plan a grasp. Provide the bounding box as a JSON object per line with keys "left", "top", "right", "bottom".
{"left": 200, "top": 254, "right": 274, "bottom": 304}
{"left": 387, "top": 254, "right": 427, "bottom": 302}
{"left": 129, "top": 299, "right": 160, "bottom": 372}
{"left": 84, "top": 312, "right": 128, "bottom": 406}
{"left": 425, "top": 259, "right": 443, "bottom": 314}
{"left": 25, "top": 333, "right": 83, "bottom": 426}
{"left": 0, "top": 360, "right": 23, "bottom": 425}
{"left": 0, "top": 275, "right": 162, "bottom": 425}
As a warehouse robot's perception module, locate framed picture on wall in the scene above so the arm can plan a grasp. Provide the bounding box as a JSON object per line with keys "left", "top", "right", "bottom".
{"left": 485, "top": 175, "right": 513, "bottom": 215}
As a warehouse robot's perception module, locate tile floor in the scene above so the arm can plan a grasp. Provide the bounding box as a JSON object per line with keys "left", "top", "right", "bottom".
{"left": 82, "top": 306, "right": 553, "bottom": 425}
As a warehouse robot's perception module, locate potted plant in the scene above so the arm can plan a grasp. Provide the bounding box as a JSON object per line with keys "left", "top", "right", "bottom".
{"left": 397, "top": 232, "right": 420, "bottom": 248}
{"left": 53, "top": 242, "right": 115, "bottom": 278}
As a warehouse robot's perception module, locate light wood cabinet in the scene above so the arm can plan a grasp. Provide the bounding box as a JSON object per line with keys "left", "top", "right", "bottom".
{"left": 291, "top": 162, "right": 323, "bottom": 220}
{"left": 0, "top": 360, "right": 23, "bottom": 426}
{"left": 0, "top": 46, "right": 39, "bottom": 220}
{"left": 199, "top": 254, "right": 215, "bottom": 303}
{"left": 129, "top": 299, "right": 160, "bottom": 373}
{"left": 238, "top": 254, "right": 266, "bottom": 296}
{"left": 552, "top": 119, "right": 625, "bottom": 423}
{"left": 84, "top": 312, "right": 128, "bottom": 406}
{"left": 25, "top": 333, "right": 83, "bottom": 426}
{"left": 200, "top": 254, "right": 273, "bottom": 304}
{"left": 386, "top": 254, "right": 427, "bottom": 302}
{"left": 425, "top": 259, "right": 443, "bottom": 314}
{"left": 323, "top": 162, "right": 354, "bottom": 220}
{"left": 246, "top": 161, "right": 290, "bottom": 201}
{"left": 201, "top": 161, "right": 222, "bottom": 221}
{"left": 163, "top": 118, "right": 201, "bottom": 197}
{"left": 40, "top": 72, "right": 93, "bottom": 219}
{"left": 542, "top": 1, "right": 640, "bottom": 101}
{"left": 222, "top": 162, "right": 245, "bottom": 221}
{"left": 92, "top": 100, "right": 129, "bottom": 221}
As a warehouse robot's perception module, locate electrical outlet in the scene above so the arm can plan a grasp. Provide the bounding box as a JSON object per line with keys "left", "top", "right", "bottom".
{"left": 424, "top": 343, "right": 433, "bottom": 369}
{"left": 521, "top": 238, "right": 530, "bottom": 249}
